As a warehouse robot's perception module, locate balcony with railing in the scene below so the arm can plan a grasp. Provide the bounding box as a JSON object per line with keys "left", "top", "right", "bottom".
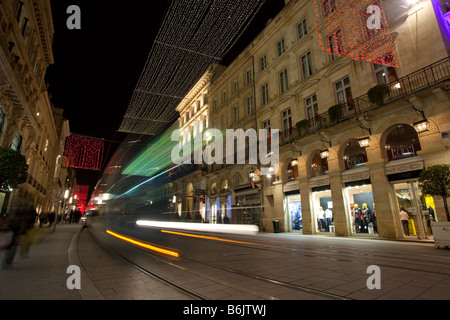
{"left": 281, "top": 57, "right": 450, "bottom": 144}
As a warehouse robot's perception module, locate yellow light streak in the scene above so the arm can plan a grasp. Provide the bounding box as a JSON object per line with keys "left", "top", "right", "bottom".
{"left": 106, "top": 230, "right": 179, "bottom": 258}
{"left": 161, "top": 230, "right": 259, "bottom": 246}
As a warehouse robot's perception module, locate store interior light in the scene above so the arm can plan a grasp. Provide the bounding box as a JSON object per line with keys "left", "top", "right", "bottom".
{"left": 291, "top": 159, "right": 298, "bottom": 167}
{"left": 358, "top": 136, "right": 371, "bottom": 148}
{"left": 413, "top": 119, "right": 430, "bottom": 133}
{"left": 319, "top": 149, "right": 330, "bottom": 159}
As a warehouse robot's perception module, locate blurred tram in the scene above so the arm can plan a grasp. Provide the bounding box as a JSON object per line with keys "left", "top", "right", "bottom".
{"left": 91, "top": 122, "right": 198, "bottom": 223}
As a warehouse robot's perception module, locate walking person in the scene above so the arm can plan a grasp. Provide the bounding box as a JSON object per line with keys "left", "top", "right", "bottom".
{"left": 399, "top": 207, "right": 410, "bottom": 236}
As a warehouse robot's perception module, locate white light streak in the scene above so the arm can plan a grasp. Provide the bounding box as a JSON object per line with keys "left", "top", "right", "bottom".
{"left": 136, "top": 220, "right": 259, "bottom": 235}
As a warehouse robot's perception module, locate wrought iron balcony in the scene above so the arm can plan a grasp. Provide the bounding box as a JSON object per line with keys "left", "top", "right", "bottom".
{"left": 280, "top": 57, "right": 450, "bottom": 144}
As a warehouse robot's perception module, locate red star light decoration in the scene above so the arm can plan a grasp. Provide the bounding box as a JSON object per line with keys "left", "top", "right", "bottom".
{"left": 313, "top": 0, "right": 399, "bottom": 67}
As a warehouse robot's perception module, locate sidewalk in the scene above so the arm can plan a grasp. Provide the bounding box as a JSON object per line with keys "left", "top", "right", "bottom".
{"left": 0, "top": 223, "right": 82, "bottom": 300}
{"left": 0, "top": 222, "right": 190, "bottom": 300}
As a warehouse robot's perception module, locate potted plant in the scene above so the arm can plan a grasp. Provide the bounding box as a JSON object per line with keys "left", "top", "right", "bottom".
{"left": 368, "top": 84, "right": 390, "bottom": 106}
{"left": 0, "top": 147, "right": 28, "bottom": 191}
{"left": 418, "top": 164, "right": 450, "bottom": 248}
{"left": 328, "top": 104, "right": 343, "bottom": 123}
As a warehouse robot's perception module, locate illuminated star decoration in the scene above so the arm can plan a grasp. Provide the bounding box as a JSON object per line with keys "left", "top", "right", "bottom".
{"left": 73, "top": 184, "right": 89, "bottom": 213}
{"left": 313, "top": 0, "right": 399, "bottom": 67}
{"left": 62, "top": 135, "right": 104, "bottom": 171}
{"left": 118, "top": 0, "right": 268, "bottom": 136}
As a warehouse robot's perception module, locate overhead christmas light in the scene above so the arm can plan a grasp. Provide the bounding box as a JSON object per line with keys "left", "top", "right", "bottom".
{"left": 119, "top": 0, "right": 268, "bottom": 136}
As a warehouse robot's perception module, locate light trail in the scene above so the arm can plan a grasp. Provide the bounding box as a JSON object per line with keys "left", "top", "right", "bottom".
{"left": 106, "top": 229, "right": 179, "bottom": 258}
{"left": 160, "top": 230, "right": 259, "bottom": 246}
{"left": 136, "top": 220, "right": 259, "bottom": 235}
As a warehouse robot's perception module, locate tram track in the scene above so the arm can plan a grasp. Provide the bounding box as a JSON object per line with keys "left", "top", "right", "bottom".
{"left": 91, "top": 228, "right": 352, "bottom": 300}
{"left": 84, "top": 223, "right": 450, "bottom": 300}
{"left": 216, "top": 236, "right": 450, "bottom": 276}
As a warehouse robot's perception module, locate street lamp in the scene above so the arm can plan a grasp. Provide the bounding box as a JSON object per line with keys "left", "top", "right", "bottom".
{"left": 319, "top": 149, "right": 330, "bottom": 159}
{"left": 358, "top": 136, "right": 371, "bottom": 148}
{"left": 413, "top": 119, "right": 430, "bottom": 133}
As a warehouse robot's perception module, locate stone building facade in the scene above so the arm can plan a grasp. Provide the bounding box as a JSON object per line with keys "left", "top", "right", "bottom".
{"left": 0, "top": 0, "right": 72, "bottom": 215}
{"left": 172, "top": 0, "right": 450, "bottom": 240}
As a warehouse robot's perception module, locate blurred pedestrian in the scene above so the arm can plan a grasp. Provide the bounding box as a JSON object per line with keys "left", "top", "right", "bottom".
{"left": 39, "top": 211, "right": 47, "bottom": 227}
{"left": 399, "top": 207, "right": 410, "bottom": 236}
{"left": 1, "top": 206, "right": 37, "bottom": 268}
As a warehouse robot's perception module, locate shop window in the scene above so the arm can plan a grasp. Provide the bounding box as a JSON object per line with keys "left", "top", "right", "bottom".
{"left": 287, "top": 160, "right": 299, "bottom": 181}
{"left": 345, "top": 183, "right": 377, "bottom": 234}
{"left": 285, "top": 191, "right": 302, "bottom": 231}
{"left": 343, "top": 139, "right": 367, "bottom": 170}
{"left": 311, "top": 152, "right": 328, "bottom": 177}
{"left": 312, "top": 188, "right": 333, "bottom": 232}
{"left": 385, "top": 124, "right": 421, "bottom": 161}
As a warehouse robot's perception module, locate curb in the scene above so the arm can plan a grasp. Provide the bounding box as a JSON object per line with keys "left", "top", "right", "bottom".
{"left": 68, "top": 226, "right": 105, "bottom": 300}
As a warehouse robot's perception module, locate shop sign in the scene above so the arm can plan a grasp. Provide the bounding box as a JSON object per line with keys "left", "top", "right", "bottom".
{"left": 195, "top": 189, "right": 206, "bottom": 195}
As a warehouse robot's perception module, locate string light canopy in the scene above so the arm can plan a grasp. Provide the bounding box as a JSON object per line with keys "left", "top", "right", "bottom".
{"left": 63, "top": 135, "right": 105, "bottom": 171}
{"left": 119, "top": 0, "right": 268, "bottom": 136}
{"left": 313, "top": 0, "right": 399, "bottom": 67}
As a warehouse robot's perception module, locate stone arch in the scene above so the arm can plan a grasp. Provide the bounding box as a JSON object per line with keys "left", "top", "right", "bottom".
{"left": 381, "top": 123, "right": 422, "bottom": 161}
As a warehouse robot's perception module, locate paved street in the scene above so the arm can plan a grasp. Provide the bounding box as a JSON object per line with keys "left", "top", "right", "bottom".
{"left": 1, "top": 217, "right": 449, "bottom": 317}
{"left": 87, "top": 217, "right": 450, "bottom": 301}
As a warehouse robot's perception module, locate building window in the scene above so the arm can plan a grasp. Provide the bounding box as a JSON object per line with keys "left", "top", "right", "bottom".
{"left": 322, "top": 0, "right": 337, "bottom": 18}
{"left": 11, "top": 133, "right": 22, "bottom": 152}
{"left": 440, "top": 0, "right": 450, "bottom": 14}
{"left": 260, "top": 55, "right": 267, "bottom": 71}
{"left": 261, "top": 83, "right": 269, "bottom": 106}
{"left": 335, "top": 76, "right": 353, "bottom": 110}
{"left": 0, "top": 108, "right": 5, "bottom": 138}
{"left": 282, "top": 108, "right": 292, "bottom": 141}
{"left": 305, "top": 94, "right": 319, "bottom": 126}
{"left": 16, "top": 1, "right": 24, "bottom": 23}
{"left": 277, "top": 38, "right": 286, "bottom": 57}
{"left": 297, "top": 18, "right": 308, "bottom": 40}
{"left": 263, "top": 119, "right": 271, "bottom": 144}
{"left": 233, "top": 81, "right": 238, "bottom": 95}
{"left": 222, "top": 90, "right": 227, "bottom": 103}
{"left": 301, "top": 51, "right": 313, "bottom": 79}
{"left": 233, "top": 105, "right": 239, "bottom": 124}
{"left": 21, "top": 17, "right": 29, "bottom": 37}
{"left": 328, "top": 29, "right": 343, "bottom": 59}
{"left": 246, "top": 69, "right": 252, "bottom": 84}
{"left": 279, "top": 68, "right": 289, "bottom": 93}
{"left": 213, "top": 99, "right": 218, "bottom": 111}
{"left": 374, "top": 62, "right": 398, "bottom": 85}
{"left": 246, "top": 96, "right": 253, "bottom": 115}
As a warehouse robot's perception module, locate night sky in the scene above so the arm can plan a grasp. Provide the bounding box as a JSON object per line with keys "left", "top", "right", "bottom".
{"left": 45, "top": 0, "right": 286, "bottom": 190}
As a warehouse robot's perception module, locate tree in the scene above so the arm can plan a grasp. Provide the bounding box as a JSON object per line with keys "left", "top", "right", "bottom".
{"left": 419, "top": 164, "right": 450, "bottom": 221}
{"left": 0, "top": 147, "right": 28, "bottom": 190}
